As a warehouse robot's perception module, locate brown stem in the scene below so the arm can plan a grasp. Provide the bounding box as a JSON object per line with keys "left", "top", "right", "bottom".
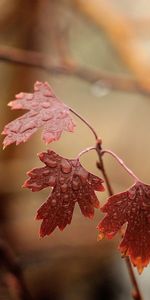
{"left": 77, "top": 146, "right": 96, "bottom": 159}
{"left": 0, "top": 45, "right": 148, "bottom": 94}
{"left": 96, "top": 144, "right": 113, "bottom": 196}
{"left": 101, "top": 149, "right": 140, "bottom": 182}
{"left": 70, "top": 108, "right": 143, "bottom": 299}
{"left": 0, "top": 238, "right": 33, "bottom": 300}
{"left": 95, "top": 142, "right": 143, "bottom": 300}
{"left": 70, "top": 108, "right": 99, "bottom": 140}
{"left": 125, "top": 257, "right": 143, "bottom": 300}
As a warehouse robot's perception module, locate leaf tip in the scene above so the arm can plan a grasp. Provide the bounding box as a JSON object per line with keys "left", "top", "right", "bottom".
{"left": 22, "top": 182, "right": 26, "bottom": 188}
{"left": 97, "top": 232, "right": 105, "bottom": 241}
{"left": 2, "top": 140, "right": 10, "bottom": 149}
{"left": 135, "top": 257, "right": 144, "bottom": 274}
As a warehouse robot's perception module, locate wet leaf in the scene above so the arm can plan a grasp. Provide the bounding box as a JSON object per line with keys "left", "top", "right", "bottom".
{"left": 24, "top": 150, "right": 104, "bottom": 237}
{"left": 2, "top": 81, "right": 75, "bottom": 148}
{"left": 97, "top": 181, "right": 150, "bottom": 273}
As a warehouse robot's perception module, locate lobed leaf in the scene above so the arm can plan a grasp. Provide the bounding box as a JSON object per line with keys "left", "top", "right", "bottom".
{"left": 24, "top": 150, "right": 104, "bottom": 237}
{"left": 2, "top": 81, "right": 75, "bottom": 148}
{"left": 97, "top": 181, "right": 150, "bottom": 273}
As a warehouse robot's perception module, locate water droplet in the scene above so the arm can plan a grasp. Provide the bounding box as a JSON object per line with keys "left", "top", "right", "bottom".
{"left": 44, "top": 91, "right": 52, "bottom": 97}
{"left": 49, "top": 176, "right": 56, "bottom": 186}
{"left": 59, "top": 177, "right": 65, "bottom": 184}
{"left": 61, "top": 159, "right": 72, "bottom": 174}
{"left": 142, "top": 201, "right": 150, "bottom": 208}
{"left": 41, "top": 101, "right": 50, "bottom": 109}
{"left": 51, "top": 199, "right": 57, "bottom": 206}
{"left": 44, "top": 158, "right": 57, "bottom": 168}
{"left": 42, "top": 112, "right": 53, "bottom": 121}
{"left": 113, "top": 213, "right": 117, "bottom": 219}
{"left": 11, "top": 121, "right": 21, "bottom": 133}
{"left": 78, "top": 168, "right": 88, "bottom": 183}
{"left": 42, "top": 169, "right": 50, "bottom": 176}
{"left": 72, "top": 179, "right": 80, "bottom": 191}
{"left": 91, "top": 80, "right": 110, "bottom": 98}
{"left": 58, "top": 110, "right": 68, "bottom": 119}
{"left": 63, "top": 203, "right": 69, "bottom": 208}
{"left": 21, "top": 121, "right": 36, "bottom": 132}
{"left": 30, "top": 100, "right": 37, "bottom": 107}
{"left": 64, "top": 194, "right": 69, "bottom": 200}
{"left": 61, "top": 183, "right": 68, "bottom": 193}
{"left": 30, "top": 182, "right": 41, "bottom": 191}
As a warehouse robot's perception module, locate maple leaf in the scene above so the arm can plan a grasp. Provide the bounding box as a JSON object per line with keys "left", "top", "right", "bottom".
{"left": 2, "top": 81, "right": 75, "bottom": 148}
{"left": 23, "top": 149, "right": 104, "bottom": 237}
{"left": 97, "top": 181, "right": 150, "bottom": 273}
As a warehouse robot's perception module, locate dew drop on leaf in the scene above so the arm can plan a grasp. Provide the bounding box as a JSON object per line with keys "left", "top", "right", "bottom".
{"left": 49, "top": 176, "right": 56, "bottom": 186}
{"left": 60, "top": 183, "right": 68, "bottom": 193}
{"left": 51, "top": 199, "right": 57, "bottom": 206}
{"left": 72, "top": 178, "right": 80, "bottom": 191}
{"left": 42, "top": 169, "right": 50, "bottom": 176}
{"left": 61, "top": 159, "right": 72, "bottom": 174}
{"left": 41, "top": 102, "right": 50, "bottom": 109}
{"left": 44, "top": 159, "right": 57, "bottom": 168}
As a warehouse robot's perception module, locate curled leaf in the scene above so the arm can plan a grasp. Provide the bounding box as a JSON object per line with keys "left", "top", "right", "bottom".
{"left": 97, "top": 181, "right": 150, "bottom": 273}
{"left": 24, "top": 150, "right": 104, "bottom": 237}
{"left": 2, "top": 81, "right": 75, "bottom": 148}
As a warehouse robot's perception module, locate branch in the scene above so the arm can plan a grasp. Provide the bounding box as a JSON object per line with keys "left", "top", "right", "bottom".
{"left": 75, "top": 0, "right": 150, "bottom": 92}
{"left": 0, "top": 45, "right": 148, "bottom": 94}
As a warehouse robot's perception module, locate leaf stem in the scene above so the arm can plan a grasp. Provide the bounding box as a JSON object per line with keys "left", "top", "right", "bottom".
{"left": 101, "top": 149, "right": 140, "bottom": 182}
{"left": 70, "top": 108, "right": 99, "bottom": 140}
{"left": 95, "top": 142, "right": 114, "bottom": 195}
{"left": 125, "top": 257, "right": 143, "bottom": 300}
{"left": 95, "top": 142, "right": 143, "bottom": 300}
{"left": 70, "top": 108, "right": 142, "bottom": 300}
{"left": 77, "top": 146, "right": 96, "bottom": 160}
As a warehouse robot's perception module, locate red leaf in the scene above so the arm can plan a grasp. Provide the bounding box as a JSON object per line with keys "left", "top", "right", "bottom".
{"left": 97, "top": 181, "right": 150, "bottom": 273}
{"left": 24, "top": 150, "right": 104, "bottom": 237}
{"left": 2, "top": 81, "right": 75, "bottom": 148}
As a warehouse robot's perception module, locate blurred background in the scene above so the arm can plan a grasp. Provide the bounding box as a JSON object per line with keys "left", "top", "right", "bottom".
{"left": 0, "top": 0, "right": 150, "bottom": 299}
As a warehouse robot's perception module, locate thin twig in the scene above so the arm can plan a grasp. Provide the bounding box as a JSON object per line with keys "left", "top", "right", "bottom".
{"left": 0, "top": 45, "right": 148, "bottom": 94}
{"left": 75, "top": 0, "right": 150, "bottom": 92}
{"left": 77, "top": 146, "right": 96, "bottom": 159}
{"left": 70, "top": 108, "right": 99, "bottom": 140}
{"left": 70, "top": 108, "right": 143, "bottom": 299}
{"left": 101, "top": 149, "right": 140, "bottom": 182}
